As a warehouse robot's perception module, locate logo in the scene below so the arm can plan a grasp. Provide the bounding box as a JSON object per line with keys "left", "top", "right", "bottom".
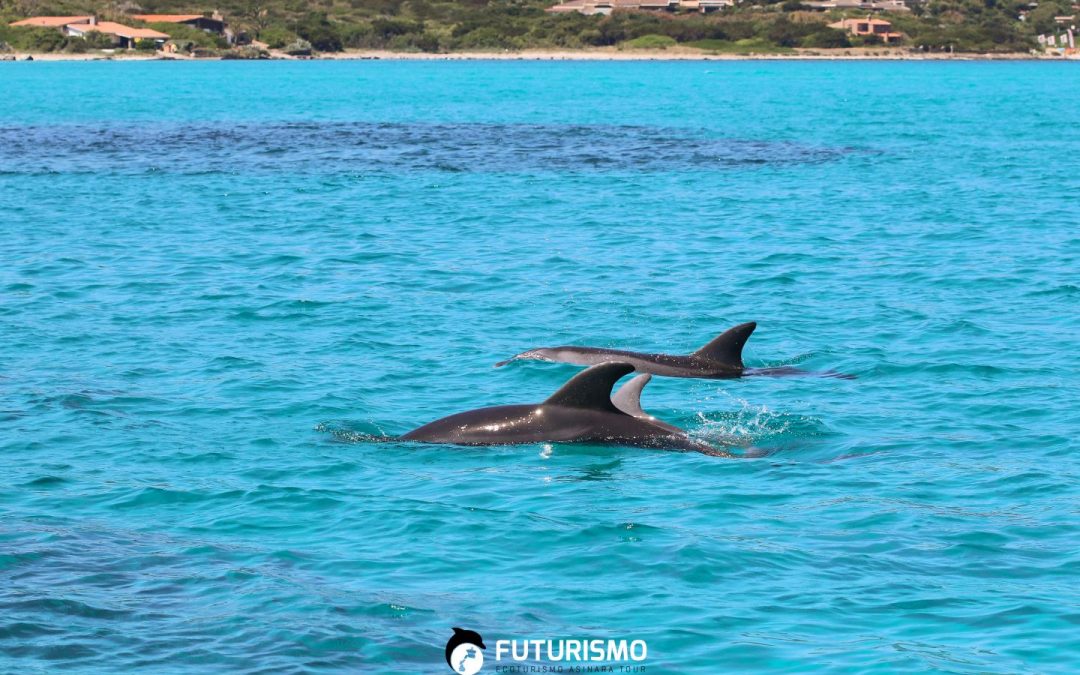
{"left": 445, "top": 627, "right": 486, "bottom": 675}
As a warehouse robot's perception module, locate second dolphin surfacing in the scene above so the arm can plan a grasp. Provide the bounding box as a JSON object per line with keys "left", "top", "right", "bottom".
{"left": 402, "top": 362, "right": 735, "bottom": 457}
{"left": 495, "top": 322, "right": 853, "bottom": 379}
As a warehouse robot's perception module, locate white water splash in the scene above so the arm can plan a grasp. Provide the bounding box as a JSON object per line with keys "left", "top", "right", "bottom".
{"left": 690, "top": 392, "right": 796, "bottom": 446}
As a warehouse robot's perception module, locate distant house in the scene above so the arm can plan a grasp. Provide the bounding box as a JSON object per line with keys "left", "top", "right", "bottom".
{"left": 546, "top": 0, "right": 683, "bottom": 13}
{"left": 805, "top": 0, "right": 909, "bottom": 11}
{"left": 546, "top": 0, "right": 608, "bottom": 14}
{"left": 699, "top": 0, "right": 735, "bottom": 11}
{"left": 131, "top": 13, "right": 226, "bottom": 35}
{"left": 9, "top": 16, "right": 93, "bottom": 28}
{"left": 64, "top": 21, "right": 170, "bottom": 49}
{"left": 679, "top": 0, "right": 734, "bottom": 11}
{"left": 8, "top": 15, "right": 169, "bottom": 49}
{"left": 627, "top": 0, "right": 680, "bottom": 10}
{"left": 828, "top": 16, "right": 904, "bottom": 42}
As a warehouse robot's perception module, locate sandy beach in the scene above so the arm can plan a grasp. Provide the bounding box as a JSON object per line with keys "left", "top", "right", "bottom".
{"left": 5, "top": 52, "right": 165, "bottom": 61}
{"left": 320, "top": 47, "right": 1056, "bottom": 61}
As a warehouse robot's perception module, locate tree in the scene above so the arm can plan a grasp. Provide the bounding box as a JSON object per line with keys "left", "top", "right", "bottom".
{"left": 295, "top": 12, "right": 343, "bottom": 51}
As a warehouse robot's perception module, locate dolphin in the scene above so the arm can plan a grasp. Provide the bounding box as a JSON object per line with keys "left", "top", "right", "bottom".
{"left": 495, "top": 322, "right": 853, "bottom": 379}
{"left": 401, "top": 362, "right": 734, "bottom": 457}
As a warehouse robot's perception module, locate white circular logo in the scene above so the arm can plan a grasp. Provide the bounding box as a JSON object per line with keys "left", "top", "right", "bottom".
{"left": 450, "top": 643, "right": 484, "bottom": 675}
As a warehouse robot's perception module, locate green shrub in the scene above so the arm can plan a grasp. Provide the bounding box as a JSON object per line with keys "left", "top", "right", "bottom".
{"left": 259, "top": 25, "right": 298, "bottom": 49}
{"left": 593, "top": 13, "right": 668, "bottom": 45}
{"left": 144, "top": 22, "right": 225, "bottom": 49}
{"left": 340, "top": 23, "right": 375, "bottom": 47}
{"left": 766, "top": 17, "right": 816, "bottom": 47}
{"left": 720, "top": 21, "right": 758, "bottom": 41}
{"left": 222, "top": 45, "right": 271, "bottom": 59}
{"left": 621, "top": 34, "right": 677, "bottom": 49}
{"left": 411, "top": 31, "right": 442, "bottom": 52}
{"left": 284, "top": 38, "right": 313, "bottom": 55}
{"left": 455, "top": 26, "right": 509, "bottom": 49}
{"left": 295, "top": 13, "right": 343, "bottom": 51}
{"left": 63, "top": 37, "right": 88, "bottom": 53}
{"left": 577, "top": 28, "right": 603, "bottom": 46}
{"left": 684, "top": 37, "right": 796, "bottom": 53}
{"left": 83, "top": 31, "right": 115, "bottom": 49}
{"left": 0, "top": 26, "right": 67, "bottom": 52}
{"left": 801, "top": 27, "right": 850, "bottom": 48}
{"left": 372, "top": 18, "right": 425, "bottom": 40}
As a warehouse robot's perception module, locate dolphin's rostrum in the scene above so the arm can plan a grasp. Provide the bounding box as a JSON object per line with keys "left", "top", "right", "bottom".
{"left": 402, "top": 362, "right": 734, "bottom": 457}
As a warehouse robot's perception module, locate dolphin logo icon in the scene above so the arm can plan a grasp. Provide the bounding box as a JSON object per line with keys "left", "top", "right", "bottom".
{"left": 445, "top": 627, "right": 486, "bottom": 673}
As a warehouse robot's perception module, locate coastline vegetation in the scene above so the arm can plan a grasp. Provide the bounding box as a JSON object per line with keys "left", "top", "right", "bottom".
{"left": 0, "top": 0, "right": 1069, "bottom": 55}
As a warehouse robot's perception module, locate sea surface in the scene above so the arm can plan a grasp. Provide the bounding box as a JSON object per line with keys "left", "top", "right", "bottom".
{"left": 1, "top": 60, "right": 1078, "bottom": 673}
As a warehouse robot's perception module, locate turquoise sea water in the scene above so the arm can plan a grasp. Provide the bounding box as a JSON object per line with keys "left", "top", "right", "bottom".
{"left": 1, "top": 61, "right": 1078, "bottom": 673}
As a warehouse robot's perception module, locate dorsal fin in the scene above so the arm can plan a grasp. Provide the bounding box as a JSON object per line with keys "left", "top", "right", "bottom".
{"left": 544, "top": 362, "right": 634, "bottom": 411}
{"left": 611, "top": 374, "right": 652, "bottom": 418}
{"left": 692, "top": 322, "right": 757, "bottom": 367}
{"left": 610, "top": 373, "right": 686, "bottom": 434}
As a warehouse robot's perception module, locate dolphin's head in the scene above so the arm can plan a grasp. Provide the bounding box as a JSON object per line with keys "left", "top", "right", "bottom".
{"left": 495, "top": 348, "right": 558, "bottom": 367}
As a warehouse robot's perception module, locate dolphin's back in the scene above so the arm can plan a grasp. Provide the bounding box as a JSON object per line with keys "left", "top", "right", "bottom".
{"left": 494, "top": 323, "right": 758, "bottom": 379}
{"left": 401, "top": 400, "right": 725, "bottom": 454}
{"left": 401, "top": 404, "right": 576, "bottom": 445}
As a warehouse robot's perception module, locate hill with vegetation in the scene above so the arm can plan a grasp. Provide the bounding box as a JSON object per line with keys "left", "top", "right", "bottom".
{"left": 1, "top": 0, "right": 1072, "bottom": 54}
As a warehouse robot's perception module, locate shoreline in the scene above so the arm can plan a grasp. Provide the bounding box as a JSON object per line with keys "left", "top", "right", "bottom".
{"left": 320, "top": 47, "right": 1062, "bottom": 61}
{"left": 6, "top": 47, "right": 1070, "bottom": 62}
